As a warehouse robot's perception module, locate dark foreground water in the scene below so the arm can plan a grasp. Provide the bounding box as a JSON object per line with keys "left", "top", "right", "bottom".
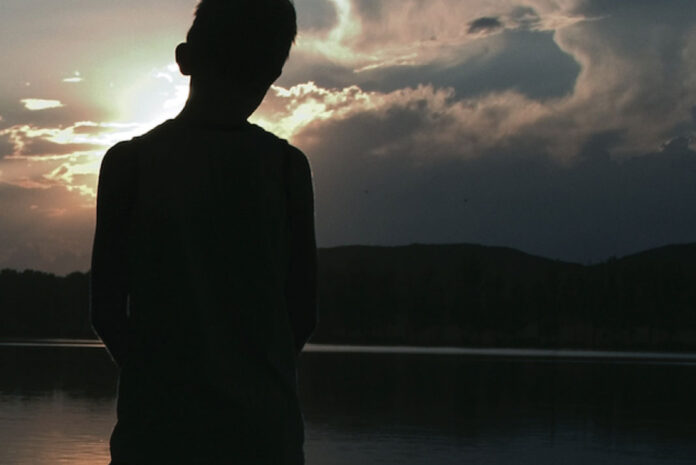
{"left": 1, "top": 343, "right": 695, "bottom": 464}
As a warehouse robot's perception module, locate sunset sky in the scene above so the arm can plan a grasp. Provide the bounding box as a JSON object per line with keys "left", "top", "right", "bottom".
{"left": 1, "top": 0, "right": 695, "bottom": 274}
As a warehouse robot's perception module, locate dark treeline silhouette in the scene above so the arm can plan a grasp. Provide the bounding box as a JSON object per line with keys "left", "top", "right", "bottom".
{"left": 2, "top": 243, "right": 696, "bottom": 350}
{"left": 314, "top": 244, "right": 696, "bottom": 350}
{"left": 0, "top": 269, "right": 92, "bottom": 339}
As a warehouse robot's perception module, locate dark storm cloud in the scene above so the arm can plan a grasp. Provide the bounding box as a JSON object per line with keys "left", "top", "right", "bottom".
{"left": 467, "top": 17, "right": 503, "bottom": 34}
{"left": 296, "top": 106, "right": 696, "bottom": 264}
{"left": 546, "top": 0, "right": 696, "bottom": 155}
{"left": 356, "top": 30, "right": 580, "bottom": 99}
{"left": 661, "top": 136, "right": 694, "bottom": 153}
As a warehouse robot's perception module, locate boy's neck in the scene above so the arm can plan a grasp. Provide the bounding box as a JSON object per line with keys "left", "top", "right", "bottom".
{"left": 176, "top": 81, "right": 267, "bottom": 127}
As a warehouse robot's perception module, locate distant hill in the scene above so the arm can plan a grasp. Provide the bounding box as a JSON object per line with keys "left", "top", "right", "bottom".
{"left": 2, "top": 243, "right": 696, "bottom": 350}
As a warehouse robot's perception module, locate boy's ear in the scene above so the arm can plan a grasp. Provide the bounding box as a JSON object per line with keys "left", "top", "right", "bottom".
{"left": 175, "top": 42, "right": 193, "bottom": 76}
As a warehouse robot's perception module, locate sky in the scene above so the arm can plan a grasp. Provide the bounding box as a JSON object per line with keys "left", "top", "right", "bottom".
{"left": 1, "top": 0, "right": 696, "bottom": 274}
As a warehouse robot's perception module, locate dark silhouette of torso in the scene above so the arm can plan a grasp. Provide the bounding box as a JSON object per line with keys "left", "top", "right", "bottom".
{"left": 92, "top": 118, "right": 316, "bottom": 464}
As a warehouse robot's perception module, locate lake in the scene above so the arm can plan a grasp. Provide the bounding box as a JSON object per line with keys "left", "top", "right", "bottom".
{"left": 1, "top": 342, "right": 695, "bottom": 464}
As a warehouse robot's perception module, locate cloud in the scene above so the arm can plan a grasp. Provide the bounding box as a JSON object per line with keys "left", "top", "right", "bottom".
{"left": 0, "top": 134, "right": 13, "bottom": 159}
{"left": 296, "top": 0, "right": 338, "bottom": 32}
{"left": 0, "top": 97, "right": 106, "bottom": 130}
{"left": 283, "top": 0, "right": 591, "bottom": 104}
{"left": 273, "top": 82, "right": 550, "bottom": 160}
{"left": 0, "top": 122, "right": 117, "bottom": 203}
{"left": 547, "top": 3, "right": 696, "bottom": 157}
{"left": 661, "top": 136, "right": 695, "bottom": 153}
{"left": 287, "top": 100, "right": 696, "bottom": 263}
{"left": 69, "top": 121, "right": 143, "bottom": 138}
{"left": 468, "top": 17, "right": 503, "bottom": 34}
{"left": 338, "top": 29, "right": 580, "bottom": 100}
{"left": 20, "top": 99, "right": 64, "bottom": 111}
{"left": 263, "top": 18, "right": 696, "bottom": 163}
{"left": 0, "top": 124, "right": 107, "bottom": 158}
{"left": 507, "top": 6, "right": 541, "bottom": 29}
{"left": 62, "top": 71, "right": 83, "bottom": 83}
{"left": 22, "top": 140, "right": 103, "bottom": 158}
{"left": 43, "top": 161, "right": 99, "bottom": 198}
{"left": 255, "top": 82, "right": 382, "bottom": 139}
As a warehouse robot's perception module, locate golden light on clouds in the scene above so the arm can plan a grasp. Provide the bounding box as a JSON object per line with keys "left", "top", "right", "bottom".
{"left": 0, "top": 120, "right": 147, "bottom": 202}
{"left": 253, "top": 82, "right": 378, "bottom": 139}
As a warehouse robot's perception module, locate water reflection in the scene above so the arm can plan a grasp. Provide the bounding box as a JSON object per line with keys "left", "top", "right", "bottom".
{"left": 1, "top": 392, "right": 113, "bottom": 465}
{"left": 1, "top": 346, "right": 695, "bottom": 464}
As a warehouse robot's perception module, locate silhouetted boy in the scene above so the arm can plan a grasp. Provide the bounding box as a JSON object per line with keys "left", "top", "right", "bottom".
{"left": 90, "top": 1, "right": 317, "bottom": 463}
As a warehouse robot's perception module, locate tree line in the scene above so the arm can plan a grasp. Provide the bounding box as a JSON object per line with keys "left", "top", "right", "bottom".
{"left": 2, "top": 243, "right": 696, "bottom": 351}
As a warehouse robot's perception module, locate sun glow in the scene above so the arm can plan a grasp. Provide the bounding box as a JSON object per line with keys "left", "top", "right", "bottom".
{"left": 116, "top": 63, "right": 189, "bottom": 127}
{"left": 0, "top": 61, "right": 193, "bottom": 206}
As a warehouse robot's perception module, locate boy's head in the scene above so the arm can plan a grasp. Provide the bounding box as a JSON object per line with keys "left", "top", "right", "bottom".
{"left": 176, "top": 0, "right": 297, "bottom": 90}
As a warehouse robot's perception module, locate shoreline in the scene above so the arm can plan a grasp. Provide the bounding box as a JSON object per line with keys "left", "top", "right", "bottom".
{"left": 3, "top": 338, "right": 696, "bottom": 363}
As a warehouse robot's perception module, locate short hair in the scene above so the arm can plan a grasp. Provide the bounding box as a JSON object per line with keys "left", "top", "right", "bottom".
{"left": 186, "top": 0, "right": 297, "bottom": 85}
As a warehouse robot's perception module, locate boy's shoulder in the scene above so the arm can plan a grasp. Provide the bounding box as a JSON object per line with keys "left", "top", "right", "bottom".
{"left": 103, "top": 120, "right": 171, "bottom": 155}
{"left": 238, "top": 122, "right": 311, "bottom": 170}
{"left": 104, "top": 119, "right": 309, "bottom": 166}
{"left": 248, "top": 124, "right": 311, "bottom": 177}
{"left": 99, "top": 120, "right": 174, "bottom": 176}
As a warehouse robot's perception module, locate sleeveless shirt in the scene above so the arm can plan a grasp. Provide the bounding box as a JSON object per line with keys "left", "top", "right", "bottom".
{"left": 106, "top": 119, "right": 311, "bottom": 465}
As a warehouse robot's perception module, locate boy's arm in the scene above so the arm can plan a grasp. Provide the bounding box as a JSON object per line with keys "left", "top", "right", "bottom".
{"left": 286, "top": 146, "right": 318, "bottom": 354}
{"left": 90, "top": 142, "right": 135, "bottom": 368}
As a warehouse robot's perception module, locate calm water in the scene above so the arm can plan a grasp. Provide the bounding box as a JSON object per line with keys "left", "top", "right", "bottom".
{"left": 1, "top": 343, "right": 695, "bottom": 464}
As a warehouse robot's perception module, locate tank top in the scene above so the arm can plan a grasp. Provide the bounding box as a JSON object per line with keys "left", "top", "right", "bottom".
{"left": 109, "top": 119, "right": 305, "bottom": 465}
